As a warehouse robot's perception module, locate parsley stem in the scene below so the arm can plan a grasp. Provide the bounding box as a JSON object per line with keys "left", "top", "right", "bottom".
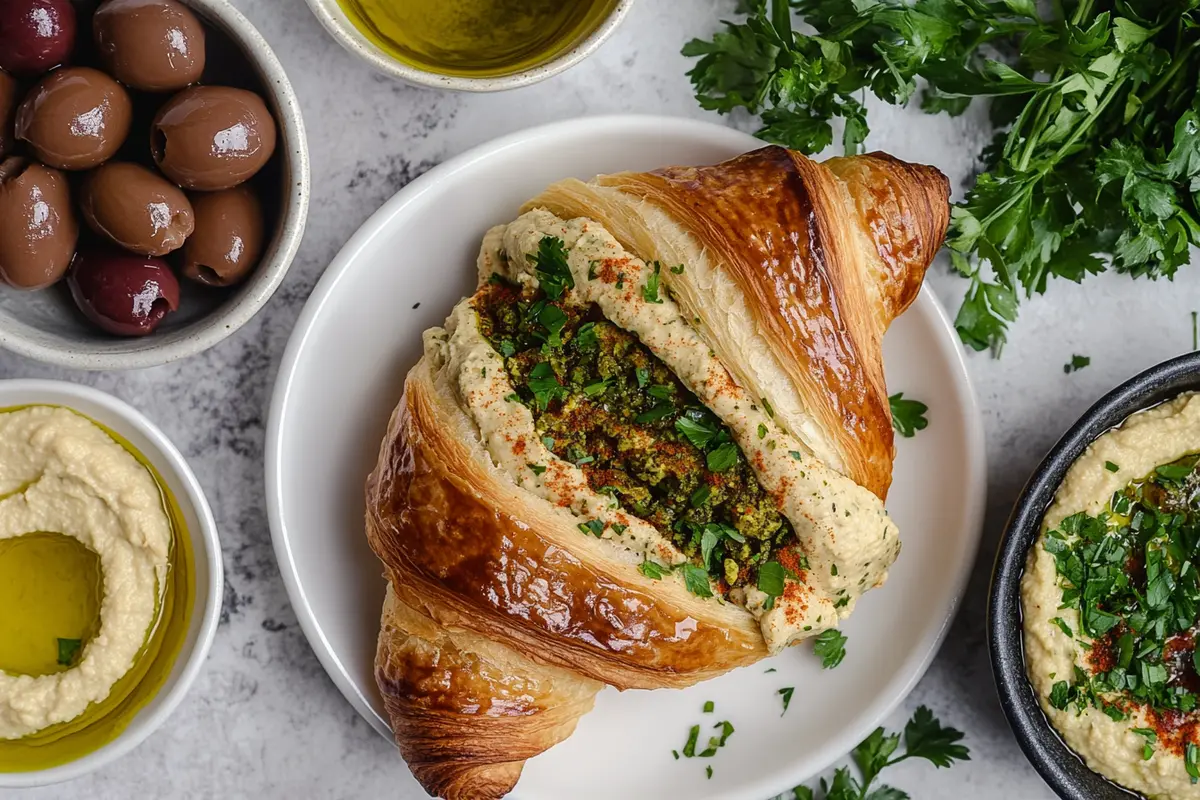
{"left": 1141, "top": 41, "right": 1199, "bottom": 107}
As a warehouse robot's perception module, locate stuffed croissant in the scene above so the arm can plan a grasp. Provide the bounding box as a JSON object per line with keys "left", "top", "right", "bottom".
{"left": 365, "top": 145, "right": 949, "bottom": 799}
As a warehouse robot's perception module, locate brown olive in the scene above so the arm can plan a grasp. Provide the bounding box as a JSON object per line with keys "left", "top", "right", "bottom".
{"left": 0, "top": 157, "right": 78, "bottom": 289}
{"left": 80, "top": 162, "right": 195, "bottom": 256}
{"left": 151, "top": 85, "right": 276, "bottom": 190}
{"left": 0, "top": 70, "right": 17, "bottom": 159}
{"left": 67, "top": 246, "right": 180, "bottom": 336}
{"left": 181, "top": 186, "right": 263, "bottom": 286}
{"left": 15, "top": 67, "right": 133, "bottom": 171}
{"left": 94, "top": 0, "right": 206, "bottom": 92}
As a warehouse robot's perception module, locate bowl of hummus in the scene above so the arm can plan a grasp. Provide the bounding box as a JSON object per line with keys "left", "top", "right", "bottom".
{"left": 0, "top": 380, "right": 221, "bottom": 786}
{"left": 992, "top": 351, "right": 1200, "bottom": 800}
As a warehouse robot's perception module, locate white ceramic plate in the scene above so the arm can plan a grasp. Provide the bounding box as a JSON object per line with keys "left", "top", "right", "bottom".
{"left": 266, "top": 116, "right": 986, "bottom": 800}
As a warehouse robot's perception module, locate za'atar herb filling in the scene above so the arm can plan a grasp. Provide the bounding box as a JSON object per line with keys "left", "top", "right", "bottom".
{"left": 1043, "top": 453, "right": 1200, "bottom": 760}
{"left": 473, "top": 278, "right": 796, "bottom": 591}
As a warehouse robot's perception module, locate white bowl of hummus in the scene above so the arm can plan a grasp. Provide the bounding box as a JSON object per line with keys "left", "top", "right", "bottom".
{"left": 0, "top": 380, "right": 221, "bottom": 787}
{"left": 992, "top": 352, "right": 1200, "bottom": 800}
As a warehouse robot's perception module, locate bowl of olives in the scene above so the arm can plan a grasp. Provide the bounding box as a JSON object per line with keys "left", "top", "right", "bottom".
{"left": 0, "top": 0, "right": 308, "bottom": 369}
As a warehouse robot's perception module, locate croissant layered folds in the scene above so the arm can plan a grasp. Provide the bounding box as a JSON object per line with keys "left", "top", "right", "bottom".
{"left": 365, "top": 145, "right": 950, "bottom": 799}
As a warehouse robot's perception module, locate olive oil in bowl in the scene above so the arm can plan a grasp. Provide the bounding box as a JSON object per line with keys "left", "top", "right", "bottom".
{"left": 337, "top": 0, "right": 621, "bottom": 78}
{"left": 0, "top": 407, "right": 194, "bottom": 772}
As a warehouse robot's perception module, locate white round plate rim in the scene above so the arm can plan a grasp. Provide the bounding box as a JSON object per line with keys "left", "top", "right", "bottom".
{"left": 265, "top": 114, "right": 987, "bottom": 799}
{"left": 0, "top": 379, "right": 223, "bottom": 787}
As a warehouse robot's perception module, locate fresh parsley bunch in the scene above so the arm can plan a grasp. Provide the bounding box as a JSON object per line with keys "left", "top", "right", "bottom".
{"left": 788, "top": 706, "right": 970, "bottom": 800}
{"left": 685, "top": 0, "right": 1200, "bottom": 354}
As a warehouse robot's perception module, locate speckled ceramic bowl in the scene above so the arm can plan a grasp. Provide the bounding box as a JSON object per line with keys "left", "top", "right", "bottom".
{"left": 303, "top": 0, "right": 635, "bottom": 91}
{"left": 0, "top": 0, "right": 309, "bottom": 371}
{"left": 989, "top": 351, "right": 1200, "bottom": 800}
{"left": 0, "top": 379, "right": 222, "bottom": 787}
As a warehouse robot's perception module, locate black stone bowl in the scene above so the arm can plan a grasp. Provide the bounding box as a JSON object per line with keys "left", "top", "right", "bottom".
{"left": 989, "top": 351, "right": 1200, "bottom": 800}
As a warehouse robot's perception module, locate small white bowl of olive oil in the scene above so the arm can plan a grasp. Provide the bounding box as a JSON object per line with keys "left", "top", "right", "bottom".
{"left": 0, "top": 380, "right": 222, "bottom": 787}
{"left": 304, "top": 0, "right": 635, "bottom": 90}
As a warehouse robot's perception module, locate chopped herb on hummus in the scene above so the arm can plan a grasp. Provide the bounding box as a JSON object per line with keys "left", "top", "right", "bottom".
{"left": 473, "top": 270, "right": 797, "bottom": 594}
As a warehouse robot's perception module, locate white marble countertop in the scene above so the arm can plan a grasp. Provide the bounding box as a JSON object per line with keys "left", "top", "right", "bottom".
{"left": 11, "top": 0, "right": 1200, "bottom": 797}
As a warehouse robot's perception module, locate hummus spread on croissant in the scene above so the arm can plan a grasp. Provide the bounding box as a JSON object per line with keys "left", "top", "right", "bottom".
{"left": 435, "top": 208, "right": 899, "bottom": 649}
{"left": 364, "top": 145, "right": 950, "bottom": 800}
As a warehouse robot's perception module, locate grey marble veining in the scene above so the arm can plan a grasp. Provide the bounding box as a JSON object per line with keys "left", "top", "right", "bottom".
{"left": 9, "top": 0, "right": 1199, "bottom": 797}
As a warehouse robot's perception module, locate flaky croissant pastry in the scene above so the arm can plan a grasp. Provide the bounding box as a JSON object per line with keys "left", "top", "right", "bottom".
{"left": 365, "top": 145, "right": 949, "bottom": 799}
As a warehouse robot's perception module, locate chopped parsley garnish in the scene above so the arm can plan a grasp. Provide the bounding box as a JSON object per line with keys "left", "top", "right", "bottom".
{"left": 761, "top": 397, "right": 774, "bottom": 418}
{"left": 582, "top": 378, "right": 609, "bottom": 397}
{"left": 778, "top": 686, "right": 795, "bottom": 714}
{"left": 541, "top": 436, "right": 555, "bottom": 449}
{"left": 639, "top": 560, "right": 665, "bottom": 580}
{"left": 681, "top": 564, "right": 714, "bottom": 598}
{"left": 675, "top": 411, "right": 722, "bottom": 449}
{"left": 635, "top": 367, "right": 649, "bottom": 388}
{"left": 757, "top": 423, "right": 767, "bottom": 439}
{"left": 814, "top": 629, "right": 848, "bottom": 669}
{"left": 527, "top": 463, "right": 546, "bottom": 476}
{"left": 682, "top": 725, "right": 700, "bottom": 758}
{"left": 527, "top": 362, "right": 566, "bottom": 409}
{"left": 670, "top": 264, "right": 685, "bottom": 274}
{"left": 537, "top": 303, "right": 567, "bottom": 346}
{"left": 1049, "top": 617, "right": 1073, "bottom": 638}
{"left": 56, "top": 638, "right": 82, "bottom": 667}
{"left": 575, "top": 321, "right": 598, "bottom": 351}
{"left": 703, "top": 700, "right": 714, "bottom": 713}
{"left": 643, "top": 262, "right": 664, "bottom": 304}
{"left": 690, "top": 485, "right": 711, "bottom": 508}
{"left": 611, "top": 523, "right": 627, "bottom": 534}
{"left": 1105, "top": 461, "right": 1120, "bottom": 473}
{"left": 1041, "top": 453, "right": 1200, "bottom": 763}
{"left": 889, "top": 393, "right": 928, "bottom": 438}
{"left": 578, "top": 519, "right": 605, "bottom": 537}
{"left": 1064, "top": 354, "right": 1091, "bottom": 374}
{"left": 757, "top": 560, "right": 794, "bottom": 610}
{"left": 706, "top": 442, "right": 739, "bottom": 472}
{"left": 789, "top": 450, "right": 803, "bottom": 460}
{"left": 635, "top": 403, "right": 675, "bottom": 423}
{"left": 527, "top": 236, "right": 573, "bottom": 300}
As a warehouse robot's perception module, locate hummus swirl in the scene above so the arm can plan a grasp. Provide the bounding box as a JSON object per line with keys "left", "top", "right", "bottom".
{"left": 427, "top": 209, "right": 899, "bottom": 652}
{"left": 1023, "top": 393, "right": 1200, "bottom": 799}
{"left": 0, "top": 407, "right": 171, "bottom": 739}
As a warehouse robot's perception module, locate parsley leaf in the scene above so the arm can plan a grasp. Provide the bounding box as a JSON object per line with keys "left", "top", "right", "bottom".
{"left": 706, "top": 441, "right": 739, "bottom": 472}
{"left": 643, "top": 261, "right": 664, "bottom": 304}
{"left": 527, "top": 362, "right": 565, "bottom": 410}
{"left": 527, "top": 236, "right": 574, "bottom": 301}
{"left": 813, "top": 629, "right": 848, "bottom": 669}
{"left": 778, "top": 686, "right": 795, "bottom": 714}
{"left": 889, "top": 393, "right": 928, "bottom": 438}
{"left": 56, "top": 637, "right": 82, "bottom": 667}
{"left": 639, "top": 560, "right": 664, "bottom": 580}
{"left": 681, "top": 564, "right": 714, "bottom": 598}
{"left": 1063, "top": 354, "right": 1090, "bottom": 374}
{"left": 757, "top": 559, "right": 793, "bottom": 610}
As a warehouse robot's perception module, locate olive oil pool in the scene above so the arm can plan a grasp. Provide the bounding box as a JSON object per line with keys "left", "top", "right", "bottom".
{"left": 337, "top": 0, "right": 619, "bottom": 78}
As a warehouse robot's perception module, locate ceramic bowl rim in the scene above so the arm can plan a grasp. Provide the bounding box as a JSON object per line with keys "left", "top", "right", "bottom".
{"left": 988, "top": 351, "right": 1200, "bottom": 800}
{"left": 0, "top": 0, "right": 310, "bottom": 371}
{"left": 0, "top": 379, "right": 223, "bottom": 788}
{"left": 301, "top": 0, "right": 636, "bottom": 92}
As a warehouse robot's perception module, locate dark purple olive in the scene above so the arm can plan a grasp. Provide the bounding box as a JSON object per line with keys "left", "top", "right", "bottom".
{"left": 67, "top": 247, "right": 180, "bottom": 336}
{"left": 0, "top": 0, "right": 77, "bottom": 77}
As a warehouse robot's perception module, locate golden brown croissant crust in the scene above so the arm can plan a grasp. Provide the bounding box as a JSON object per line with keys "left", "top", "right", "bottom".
{"left": 602, "top": 146, "right": 949, "bottom": 499}
{"left": 365, "top": 145, "right": 950, "bottom": 800}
